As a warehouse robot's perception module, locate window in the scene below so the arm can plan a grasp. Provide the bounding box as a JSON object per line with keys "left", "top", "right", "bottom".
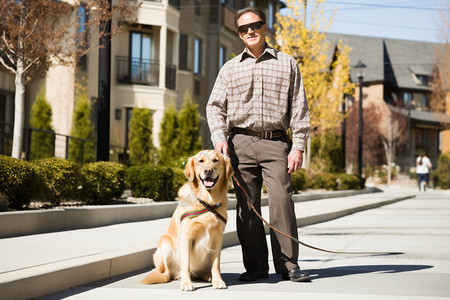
{"left": 0, "top": 92, "right": 14, "bottom": 125}
{"left": 219, "top": 45, "right": 227, "bottom": 68}
{"left": 195, "top": 0, "right": 201, "bottom": 16}
{"left": 268, "top": 2, "right": 274, "bottom": 29}
{"left": 179, "top": 34, "right": 188, "bottom": 70}
{"left": 403, "top": 92, "right": 413, "bottom": 107}
{"left": 403, "top": 92, "right": 429, "bottom": 110}
{"left": 414, "top": 93, "right": 428, "bottom": 110}
{"left": 194, "top": 38, "right": 202, "bottom": 75}
{"left": 416, "top": 75, "right": 428, "bottom": 86}
{"left": 77, "top": 5, "right": 88, "bottom": 70}
{"left": 130, "top": 32, "right": 152, "bottom": 82}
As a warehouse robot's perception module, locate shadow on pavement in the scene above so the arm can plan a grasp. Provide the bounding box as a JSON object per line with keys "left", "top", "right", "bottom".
{"left": 311, "top": 264, "right": 433, "bottom": 280}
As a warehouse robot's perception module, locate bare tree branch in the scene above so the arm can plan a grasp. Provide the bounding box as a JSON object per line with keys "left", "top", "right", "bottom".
{"left": 0, "top": 56, "right": 16, "bottom": 74}
{"left": 2, "top": 31, "right": 16, "bottom": 58}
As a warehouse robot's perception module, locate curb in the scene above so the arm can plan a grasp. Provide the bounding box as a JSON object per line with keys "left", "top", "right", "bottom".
{"left": 0, "top": 188, "right": 380, "bottom": 239}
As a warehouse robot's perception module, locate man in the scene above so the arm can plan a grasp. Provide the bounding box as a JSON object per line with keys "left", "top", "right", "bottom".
{"left": 206, "top": 7, "right": 311, "bottom": 282}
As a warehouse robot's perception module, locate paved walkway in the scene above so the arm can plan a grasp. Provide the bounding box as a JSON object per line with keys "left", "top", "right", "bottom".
{"left": 1, "top": 185, "right": 440, "bottom": 299}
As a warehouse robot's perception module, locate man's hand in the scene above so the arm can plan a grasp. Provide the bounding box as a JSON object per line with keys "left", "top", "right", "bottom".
{"left": 215, "top": 141, "right": 228, "bottom": 157}
{"left": 287, "top": 149, "right": 303, "bottom": 174}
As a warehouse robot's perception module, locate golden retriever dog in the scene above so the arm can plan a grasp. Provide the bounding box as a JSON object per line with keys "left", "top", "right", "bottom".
{"left": 140, "top": 150, "right": 233, "bottom": 291}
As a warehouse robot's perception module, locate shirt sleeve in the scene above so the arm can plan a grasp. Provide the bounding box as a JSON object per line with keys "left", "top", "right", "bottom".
{"left": 289, "top": 60, "right": 310, "bottom": 151}
{"left": 206, "top": 67, "right": 229, "bottom": 146}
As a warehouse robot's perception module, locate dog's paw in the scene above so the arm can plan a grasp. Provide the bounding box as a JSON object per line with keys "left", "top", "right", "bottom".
{"left": 180, "top": 281, "right": 195, "bottom": 291}
{"left": 212, "top": 279, "right": 227, "bottom": 289}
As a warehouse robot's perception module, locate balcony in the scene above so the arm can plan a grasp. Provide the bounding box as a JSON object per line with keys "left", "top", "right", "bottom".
{"left": 116, "top": 56, "right": 176, "bottom": 90}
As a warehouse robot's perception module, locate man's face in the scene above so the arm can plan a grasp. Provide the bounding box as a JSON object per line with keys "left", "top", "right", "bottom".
{"left": 237, "top": 12, "right": 267, "bottom": 50}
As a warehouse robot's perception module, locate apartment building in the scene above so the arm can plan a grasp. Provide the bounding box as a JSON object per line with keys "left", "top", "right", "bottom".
{"left": 0, "top": 0, "right": 283, "bottom": 157}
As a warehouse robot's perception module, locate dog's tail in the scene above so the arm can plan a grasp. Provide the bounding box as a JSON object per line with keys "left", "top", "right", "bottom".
{"left": 140, "top": 269, "right": 171, "bottom": 285}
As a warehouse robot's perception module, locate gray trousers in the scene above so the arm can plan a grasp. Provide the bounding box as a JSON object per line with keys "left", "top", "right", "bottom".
{"left": 228, "top": 133, "right": 299, "bottom": 274}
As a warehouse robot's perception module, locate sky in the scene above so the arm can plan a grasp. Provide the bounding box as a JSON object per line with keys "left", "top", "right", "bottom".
{"left": 283, "top": 0, "right": 448, "bottom": 44}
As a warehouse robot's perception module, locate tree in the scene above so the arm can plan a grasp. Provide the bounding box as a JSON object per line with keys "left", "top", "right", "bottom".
{"left": 129, "top": 107, "right": 155, "bottom": 165}
{"left": 378, "top": 104, "right": 407, "bottom": 185}
{"left": 177, "top": 91, "right": 202, "bottom": 158}
{"left": 310, "top": 129, "right": 343, "bottom": 174}
{"left": 345, "top": 103, "right": 384, "bottom": 174}
{"left": 272, "top": 0, "right": 354, "bottom": 132}
{"left": 30, "top": 87, "right": 54, "bottom": 160}
{"left": 158, "top": 101, "right": 179, "bottom": 166}
{"left": 430, "top": 2, "right": 450, "bottom": 119}
{"left": 69, "top": 89, "right": 95, "bottom": 165}
{"left": 270, "top": 0, "right": 354, "bottom": 169}
{"left": 0, "top": 0, "right": 137, "bottom": 159}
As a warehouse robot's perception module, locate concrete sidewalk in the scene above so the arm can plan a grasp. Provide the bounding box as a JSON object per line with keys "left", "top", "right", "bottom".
{"left": 0, "top": 186, "right": 417, "bottom": 299}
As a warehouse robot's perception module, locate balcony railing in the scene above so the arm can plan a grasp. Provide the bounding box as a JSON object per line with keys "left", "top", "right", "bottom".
{"left": 116, "top": 56, "right": 160, "bottom": 86}
{"left": 116, "top": 56, "right": 176, "bottom": 90}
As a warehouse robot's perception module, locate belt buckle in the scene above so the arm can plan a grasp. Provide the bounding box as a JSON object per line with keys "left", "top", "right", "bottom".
{"left": 262, "top": 131, "right": 272, "bottom": 139}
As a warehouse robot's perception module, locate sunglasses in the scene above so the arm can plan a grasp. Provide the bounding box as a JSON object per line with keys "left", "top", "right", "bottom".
{"left": 237, "top": 21, "right": 265, "bottom": 33}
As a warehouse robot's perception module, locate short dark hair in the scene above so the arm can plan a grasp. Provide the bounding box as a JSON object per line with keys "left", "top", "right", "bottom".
{"left": 234, "top": 7, "right": 266, "bottom": 30}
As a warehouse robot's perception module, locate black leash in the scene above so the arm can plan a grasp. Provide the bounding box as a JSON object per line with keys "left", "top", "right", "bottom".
{"left": 232, "top": 175, "right": 401, "bottom": 256}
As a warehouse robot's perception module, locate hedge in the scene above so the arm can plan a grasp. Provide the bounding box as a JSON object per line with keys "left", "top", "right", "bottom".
{"left": 0, "top": 155, "right": 44, "bottom": 209}
{"left": 80, "top": 161, "right": 127, "bottom": 204}
{"left": 33, "top": 157, "right": 81, "bottom": 206}
{"left": 291, "top": 169, "right": 307, "bottom": 193}
{"left": 126, "top": 164, "right": 175, "bottom": 201}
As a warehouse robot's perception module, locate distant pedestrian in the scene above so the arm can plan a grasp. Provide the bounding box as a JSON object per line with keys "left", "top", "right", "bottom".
{"left": 416, "top": 152, "right": 432, "bottom": 191}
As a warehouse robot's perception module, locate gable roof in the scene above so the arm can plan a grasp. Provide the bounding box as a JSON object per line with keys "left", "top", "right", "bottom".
{"left": 326, "top": 33, "right": 443, "bottom": 91}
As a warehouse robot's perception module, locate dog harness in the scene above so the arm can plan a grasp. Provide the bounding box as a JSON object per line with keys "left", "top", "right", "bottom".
{"left": 180, "top": 200, "right": 227, "bottom": 224}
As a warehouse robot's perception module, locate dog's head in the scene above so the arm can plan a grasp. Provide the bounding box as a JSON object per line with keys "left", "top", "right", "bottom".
{"left": 185, "top": 150, "right": 233, "bottom": 191}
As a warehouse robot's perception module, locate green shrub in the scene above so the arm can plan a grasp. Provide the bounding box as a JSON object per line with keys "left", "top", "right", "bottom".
{"left": 376, "top": 169, "right": 387, "bottom": 184}
{"left": 129, "top": 107, "right": 156, "bottom": 165}
{"left": 33, "top": 158, "right": 81, "bottom": 206}
{"left": 81, "top": 162, "right": 127, "bottom": 204}
{"left": 309, "top": 172, "right": 338, "bottom": 190}
{"left": 176, "top": 91, "right": 202, "bottom": 158}
{"left": 126, "top": 164, "right": 175, "bottom": 201}
{"left": 310, "top": 130, "right": 344, "bottom": 173}
{"left": 158, "top": 101, "right": 179, "bottom": 166}
{"left": 291, "top": 168, "right": 307, "bottom": 193}
{"left": 30, "top": 87, "right": 55, "bottom": 160}
{"left": 337, "top": 173, "right": 363, "bottom": 190}
{"left": 166, "top": 155, "right": 190, "bottom": 169}
{"left": 0, "top": 155, "right": 44, "bottom": 209}
{"left": 172, "top": 167, "right": 188, "bottom": 194}
{"left": 69, "top": 91, "right": 95, "bottom": 165}
{"left": 436, "top": 152, "right": 450, "bottom": 189}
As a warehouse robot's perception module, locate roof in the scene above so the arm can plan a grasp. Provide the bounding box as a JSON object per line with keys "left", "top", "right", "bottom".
{"left": 387, "top": 103, "right": 450, "bottom": 127}
{"left": 326, "top": 33, "right": 444, "bottom": 90}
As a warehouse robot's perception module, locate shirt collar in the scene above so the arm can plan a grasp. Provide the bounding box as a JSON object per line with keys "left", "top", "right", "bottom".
{"left": 240, "top": 44, "right": 277, "bottom": 62}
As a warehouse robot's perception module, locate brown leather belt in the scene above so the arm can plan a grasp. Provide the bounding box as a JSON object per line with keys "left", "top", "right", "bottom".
{"left": 232, "top": 128, "right": 286, "bottom": 139}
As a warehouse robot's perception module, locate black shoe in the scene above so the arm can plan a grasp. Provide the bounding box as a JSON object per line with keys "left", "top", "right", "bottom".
{"left": 281, "top": 267, "right": 310, "bottom": 282}
{"left": 239, "top": 271, "right": 269, "bottom": 281}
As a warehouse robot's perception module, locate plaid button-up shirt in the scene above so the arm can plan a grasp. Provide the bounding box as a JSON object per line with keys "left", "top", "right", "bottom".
{"left": 206, "top": 45, "right": 310, "bottom": 151}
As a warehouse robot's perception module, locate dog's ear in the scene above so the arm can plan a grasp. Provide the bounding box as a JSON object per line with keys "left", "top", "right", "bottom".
{"left": 184, "top": 156, "right": 196, "bottom": 183}
{"left": 224, "top": 155, "right": 234, "bottom": 182}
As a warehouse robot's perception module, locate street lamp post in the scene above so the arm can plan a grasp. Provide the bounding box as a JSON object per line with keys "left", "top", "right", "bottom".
{"left": 355, "top": 60, "right": 367, "bottom": 177}
{"left": 97, "top": 0, "right": 112, "bottom": 161}
{"left": 405, "top": 100, "right": 415, "bottom": 172}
